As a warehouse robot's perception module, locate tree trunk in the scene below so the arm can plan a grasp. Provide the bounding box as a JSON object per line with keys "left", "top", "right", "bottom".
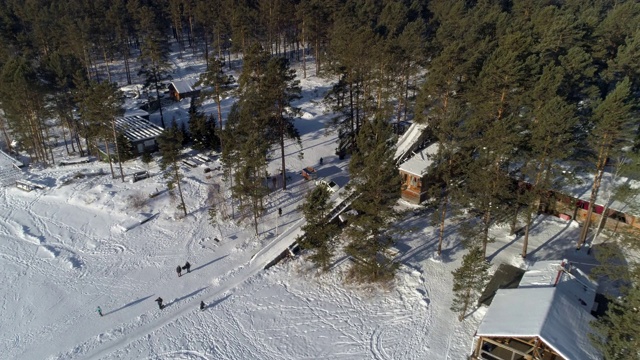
{"left": 61, "top": 122, "right": 70, "bottom": 155}
{"left": 522, "top": 208, "right": 533, "bottom": 258}
{"left": 123, "top": 41, "right": 132, "bottom": 85}
{"left": 438, "top": 191, "right": 448, "bottom": 256}
{"left": 105, "top": 139, "right": 115, "bottom": 178}
{"left": 302, "top": 17, "right": 306, "bottom": 79}
{"left": 578, "top": 136, "right": 610, "bottom": 248}
{"left": 315, "top": 38, "right": 319, "bottom": 76}
{"left": 217, "top": 31, "right": 222, "bottom": 60}
{"left": 103, "top": 46, "right": 112, "bottom": 83}
{"left": 280, "top": 125, "right": 286, "bottom": 190}
{"left": 482, "top": 208, "right": 490, "bottom": 257}
{"left": 112, "top": 118, "right": 125, "bottom": 182}
{"left": 154, "top": 67, "right": 166, "bottom": 128}
{"left": 175, "top": 165, "right": 188, "bottom": 216}
{"left": 589, "top": 159, "right": 623, "bottom": 248}
{"left": 203, "top": 30, "right": 209, "bottom": 66}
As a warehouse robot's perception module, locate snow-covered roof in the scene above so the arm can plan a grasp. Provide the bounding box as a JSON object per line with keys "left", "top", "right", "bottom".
{"left": 395, "top": 122, "right": 427, "bottom": 161}
{"left": 477, "top": 261, "right": 600, "bottom": 360}
{"left": 114, "top": 116, "right": 164, "bottom": 142}
{"left": 170, "top": 78, "right": 199, "bottom": 94}
{"left": 519, "top": 260, "right": 598, "bottom": 313}
{"left": 557, "top": 171, "right": 640, "bottom": 216}
{"left": 398, "top": 143, "right": 439, "bottom": 177}
{"left": 0, "top": 149, "right": 22, "bottom": 169}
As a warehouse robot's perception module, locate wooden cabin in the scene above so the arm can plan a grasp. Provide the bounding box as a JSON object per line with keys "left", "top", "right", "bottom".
{"left": 398, "top": 143, "right": 439, "bottom": 204}
{"left": 549, "top": 190, "right": 640, "bottom": 237}
{"left": 472, "top": 261, "right": 600, "bottom": 360}
{"left": 168, "top": 78, "right": 200, "bottom": 101}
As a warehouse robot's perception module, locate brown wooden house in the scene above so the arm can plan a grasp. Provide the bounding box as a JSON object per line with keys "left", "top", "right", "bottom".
{"left": 472, "top": 261, "right": 600, "bottom": 360}
{"left": 399, "top": 143, "right": 439, "bottom": 204}
{"left": 168, "top": 78, "right": 200, "bottom": 101}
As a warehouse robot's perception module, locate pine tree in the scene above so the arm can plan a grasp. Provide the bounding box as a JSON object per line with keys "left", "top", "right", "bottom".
{"left": 135, "top": 4, "right": 171, "bottom": 128}
{"left": 450, "top": 246, "right": 490, "bottom": 321}
{"left": 417, "top": 0, "right": 475, "bottom": 256}
{"left": 157, "top": 120, "right": 188, "bottom": 217}
{"left": 197, "top": 58, "right": 234, "bottom": 133}
{"left": 76, "top": 80, "right": 125, "bottom": 181}
{"left": 577, "top": 78, "right": 636, "bottom": 248}
{"left": 141, "top": 150, "right": 153, "bottom": 171}
{"left": 345, "top": 116, "right": 401, "bottom": 283}
{"left": 115, "top": 132, "right": 134, "bottom": 162}
{"left": 298, "top": 185, "right": 340, "bottom": 271}
{"left": 263, "top": 57, "right": 302, "bottom": 190}
{"left": 590, "top": 267, "right": 640, "bottom": 359}
{"left": 589, "top": 242, "right": 640, "bottom": 360}
{"left": 188, "top": 97, "right": 218, "bottom": 151}
{"left": 518, "top": 64, "right": 578, "bottom": 258}
{"left": 0, "top": 56, "right": 52, "bottom": 164}
{"left": 221, "top": 99, "right": 270, "bottom": 235}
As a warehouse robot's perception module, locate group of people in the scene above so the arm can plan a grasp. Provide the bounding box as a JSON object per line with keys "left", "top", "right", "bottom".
{"left": 97, "top": 260, "right": 209, "bottom": 316}
{"left": 177, "top": 261, "right": 191, "bottom": 277}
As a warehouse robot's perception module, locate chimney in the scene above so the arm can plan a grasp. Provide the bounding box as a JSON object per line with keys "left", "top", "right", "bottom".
{"left": 553, "top": 260, "right": 566, "bottom": 287}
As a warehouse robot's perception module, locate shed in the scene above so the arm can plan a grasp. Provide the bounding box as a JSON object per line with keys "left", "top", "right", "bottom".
{"left": 398, "top": 143, "right": 439, "bottom": 204}
{"left": 472, "top": 261, "right": 600, "bottom": 360}
{"left": 168, "top": 78, "right": 200, "bottom": 101}
{"left": 114, "top": 116, "right": 164, "bottom": 155}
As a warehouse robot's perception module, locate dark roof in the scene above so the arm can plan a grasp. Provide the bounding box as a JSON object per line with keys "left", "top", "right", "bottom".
{"left": 478, "top": 263, "right": 526, "bottom": 306}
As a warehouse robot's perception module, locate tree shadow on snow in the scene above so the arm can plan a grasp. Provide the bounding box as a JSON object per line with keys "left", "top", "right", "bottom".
{"left": 104, "top": 294, "right": 155, "bottom": 316}
{"left": 526, "top": 221, "right": 578, "bottom": 261}
{"left": 397, "top": 223, "right": 465, "bottom": 265}
{"left": 191, "top": 255, "right": 228, "bottom": 273}
{"left": 164, "top": 287, "right": 208, "bottom": 309}
{"left": 204, "top": 294, "right": 232, "bottom": 310}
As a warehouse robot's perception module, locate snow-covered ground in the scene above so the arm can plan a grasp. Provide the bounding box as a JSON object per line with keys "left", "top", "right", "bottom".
{"left": 0, "top": 51, "right": 600, "bottom": 360}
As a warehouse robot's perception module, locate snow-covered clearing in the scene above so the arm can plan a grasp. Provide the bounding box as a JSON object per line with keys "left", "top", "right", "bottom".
{"left": 0, "top": 51, "right": 599, "bottom": 360}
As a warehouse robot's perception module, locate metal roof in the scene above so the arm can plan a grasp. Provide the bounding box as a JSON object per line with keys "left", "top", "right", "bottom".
{"left": 114, "top": 116, "right": 164, "bottom": 142}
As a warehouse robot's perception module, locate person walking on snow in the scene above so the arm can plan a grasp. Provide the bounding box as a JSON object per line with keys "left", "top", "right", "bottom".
{"left": 183, "top": 261, "right": 191, "bottom": 273}
{"left": 96, "top": 306, "right": 103, "bottom": 317}
{"left": 278, "top": 208, "right": 282, "bottom": 217}
{"left": 155, "top": 297, "right": 164, "bottom": 310}
{"left": 200, "top": 301, "right": 205, "bottom": 311}
{"left": 176, "top": 265, "right": 182, "bottom": 277}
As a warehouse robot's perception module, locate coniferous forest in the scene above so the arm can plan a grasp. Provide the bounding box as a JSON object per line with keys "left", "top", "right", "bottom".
{"left": 1, "top": 1, "right": 640, "bottom": 357}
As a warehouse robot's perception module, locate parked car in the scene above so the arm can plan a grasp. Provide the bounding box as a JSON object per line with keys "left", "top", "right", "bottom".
{"left": 301, "top": 166, "right": 317, "bottom": 181}
{"left": 315, "top": 178, "right": 339, "bottom": 193}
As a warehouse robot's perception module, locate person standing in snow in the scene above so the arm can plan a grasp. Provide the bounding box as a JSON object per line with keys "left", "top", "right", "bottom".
{"left": 200, "top": 301, "right": 205, "bottom": 311}
{"left": 155, "top": 297, "right": 164, "bottom": 309}
{"left": 96, "top": 306, "right": 103, "bottom": 316}
{"left": 319, "top": 157, "right": 323, "bottom": 165}
{"left": 183, "top": 261, "right": 191, "bottom": 273}
{"left": 278, "top": 208, "right": 282, "bottom": 217}
{"left": 176, "top": 265, "right": 182, "bottom": 277}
